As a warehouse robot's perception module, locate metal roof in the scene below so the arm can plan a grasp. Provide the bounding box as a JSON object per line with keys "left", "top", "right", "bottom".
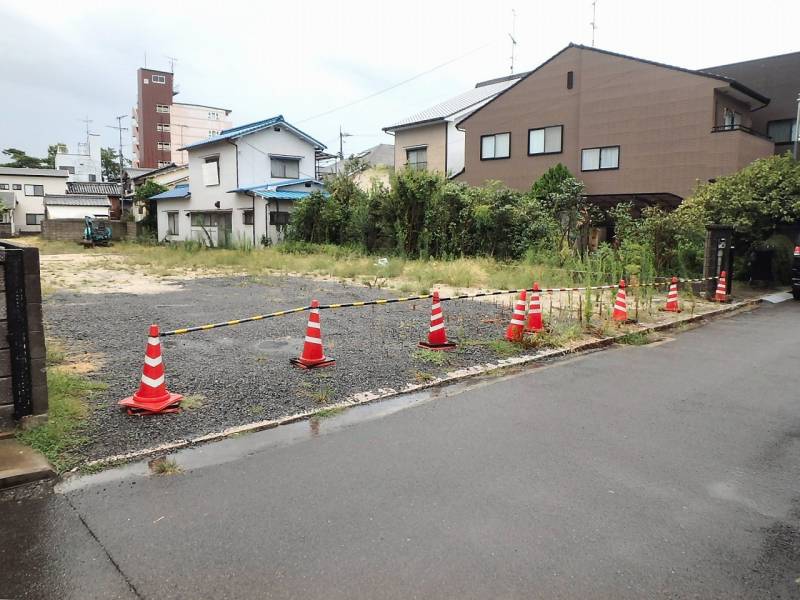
{"left": 44, "top": 195, "right": 111, "bottom": 207}
{"left": 251, "top": 190, "right": 324, "bottom": 201}
{"left": 0, "top": 167, "right": 69, "bottom": 178}
{"left": 66, "top": 181, "right": 122, "bottom": 195}
{"left": 180, "top": 116, "right": 327, "bottom": 151}
{"left": 383, "top": 79, "right": 521, "bottom": 131}
{"left": 150, "top": 184, "right": 191, "bottom": 200}
{"left": 232, "top": 179, "right": 323, "bottom": 193}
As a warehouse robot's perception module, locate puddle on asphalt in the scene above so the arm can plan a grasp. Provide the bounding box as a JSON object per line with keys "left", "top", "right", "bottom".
{"left": 56, "top": 367, "right": 539, "bottom": 494}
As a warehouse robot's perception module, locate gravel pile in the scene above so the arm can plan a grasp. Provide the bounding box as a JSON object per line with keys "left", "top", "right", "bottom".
{"left": 45, "top": 275, "right": 532, "bottom": 459}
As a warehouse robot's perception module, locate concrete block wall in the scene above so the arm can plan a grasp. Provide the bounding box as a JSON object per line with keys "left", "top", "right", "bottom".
{"left": 41, "top": 219, "right": 135, "bottom": 242}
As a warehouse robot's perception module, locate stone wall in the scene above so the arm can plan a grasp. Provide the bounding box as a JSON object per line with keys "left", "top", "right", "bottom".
{"left": 41, "top": 219, "right": 135, "bottom": 242}
{"left": 0, "top": 242, "right": 47, "bottom": 429}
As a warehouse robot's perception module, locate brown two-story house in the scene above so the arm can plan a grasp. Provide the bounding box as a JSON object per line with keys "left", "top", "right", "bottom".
{"left": 457, "top": 44, "right": 776, "bottom": 206}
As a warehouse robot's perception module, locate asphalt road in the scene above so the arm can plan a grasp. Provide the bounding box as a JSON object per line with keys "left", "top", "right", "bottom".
{"left": 2, "top": 302, "right": 800, "bottom": 599}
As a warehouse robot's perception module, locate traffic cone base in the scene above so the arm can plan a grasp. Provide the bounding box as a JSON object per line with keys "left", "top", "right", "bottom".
{"left": 506, "top": 290, "right": 527, "bottom": 342}
{"left": 290, "top": 356, "right": 336, "bottom": 369}
{"left": 119, "top": 391, "right": 183, "bottom": 415}
{"left": 661, "top": 277, "right": 681, "bottom": 312}
{"left": 525, "top": 283, "right": 544, "bottom": 333}
{"left": 418, "top": 340, "right": 457, "bottom": 351}
{"left": 612, "top": 280, "right": 629, "bottom": 323}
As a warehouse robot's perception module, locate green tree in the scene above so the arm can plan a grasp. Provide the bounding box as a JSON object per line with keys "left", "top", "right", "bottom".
{"left": 101, "top": 147, "right": 129, "bottom": 181}
{"left": 46, "top": 143, "right": 67, "bottom": 168}
{"left": 135, "top": 180, "right": 168, "bottom": 232}
{"left": 1, "top": 148, "right": 46, "bottom": 168}
{"left": 529, "top": 164, "right": 593, "bottom": 256}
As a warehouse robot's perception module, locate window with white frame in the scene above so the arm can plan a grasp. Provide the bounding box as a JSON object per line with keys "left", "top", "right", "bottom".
{"left": 167, "top": 211, "right": 179, "bottom": 235}
{"left": 152, "top": 74, "right": 166, "bottom": 84}
{"left": 208, "top": 130, "right": 221, "bottom": 138}
{"left": 156, "top": 104, "right": 170, "bottom": 113}
{"left": 26, "top": 213, "right": 44, "bottom": 225}
{"left": 0, "top": 211, "right": 10, "bottom": 224}
{"left": 270, "top": 157, "right": 300, "bottom": 179}
{"left": 208, "top": 111, "right": 220, "bottom": 120}
{"left": 158, "top": 161, "right": 172, "bottom": 168}
{"left": 156, "top": 123, "right": 171, "bottom": 132}
{"left": 480, "top": 132, "right": 511, "bottom": 160}
{"left": 12, "top": 184, "right": 21, "bottom": 190}
{"left": 203, "top": 156, "right": 220, "bottom": 186}
{"left": 157, "top": 141, "right": 171, "bottom": 151}
{"left": 24, "top": 184, "right": 44, "bottom": 196}
{"left": 0, "top": 184, "right": 8, "bottom": 190}
{"left": 581, "top": 146, "right": 620, "bottom": 171}
{"left": 406, "top": 147, "right": 427, "bottom": 170}
{"left": 243, "top": 210, "right": 254, "bottom": 225}
{"left": 528, "top": 125, "right": 563, "bottom": 155}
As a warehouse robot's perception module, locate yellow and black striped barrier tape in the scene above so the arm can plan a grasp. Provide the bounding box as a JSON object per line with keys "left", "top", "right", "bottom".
{"left": 159, "top": 276, "right": 717, "bottom": 337}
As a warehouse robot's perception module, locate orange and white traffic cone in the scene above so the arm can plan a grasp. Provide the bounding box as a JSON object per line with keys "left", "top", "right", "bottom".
{"left": 663, "top": 276, "right": 681, "bottom": 312}
{"left": 419, "top": 290, "right": 456, "bottom": 351}
{"left": 524, "top": 283, "right": 544, "bottom": 333}
{"left": 612, "top": 279, "right": 628, "bottom": 322}
{"left": 291, "top": 299, "right": 335, "bottom": 369}
{"left": 119, "top": 324, "right": 183, "bottom": 415}
{"left": 505, "top": 290, "right": 527, "bottom": 342}
{"left": 715, "top": 270, "right": 728, "bottom": 302}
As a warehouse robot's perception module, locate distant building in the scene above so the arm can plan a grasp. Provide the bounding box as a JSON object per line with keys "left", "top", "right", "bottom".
{"left": 383, "top": 75, "right": 525, "bottom": 177}
{"left": 0, "top": 167, "right": 68, "bottom": 234}
{"left": 66, "top": 182, "right": 123, "bottom": 220}
{"left": 321, "top": 144, "right": 395, "bottom": 190}
{"left": 131, "top": 68, "right": 233, "bottom": 169}
{"left": 55, "top": 140, "right": 102, "bottom": 182}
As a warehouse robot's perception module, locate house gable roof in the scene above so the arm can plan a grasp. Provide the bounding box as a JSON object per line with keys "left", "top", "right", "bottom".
{"left": 66, "top": 182, "right": 122, "bottom": 195}
{"left": 179, "top": 116, "right": 326, "bottom": 152}
{"left": 457, "top": 43, "right": 770, "bottom": 129}
{"left": 383, "top": 78, "right": 523, "bottom": 132}
{"left": 44, "top": 195, "right": 111, "bottom": 207}
{"left": 150, "top": 183, "right": 191, "bottom": 200}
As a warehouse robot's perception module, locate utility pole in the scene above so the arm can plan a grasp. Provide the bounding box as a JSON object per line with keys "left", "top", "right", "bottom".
{"left": 106, "top": 116, "right": 128, "bottom": 183}
{"left": 590, "top": 0, "right": 598, "bottom": 47}
{"left": 794, "top": 92, "right": 800, "bottom": 161}
{"left": 509, "top": 9, "right": 517, "bottom": 74}
{"left": 338, "top": 126, "right": 351, "bottom": 173}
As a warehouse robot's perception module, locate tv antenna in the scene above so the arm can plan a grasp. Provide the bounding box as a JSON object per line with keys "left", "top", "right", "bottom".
{"left": 509, "top": 9, "right": 518, "bottom": 74}
{"left": 165, "top": 55, "right": 179, "bottom": 73}
{"left": 590, "top": 0, "right": 598, "bottom": 47}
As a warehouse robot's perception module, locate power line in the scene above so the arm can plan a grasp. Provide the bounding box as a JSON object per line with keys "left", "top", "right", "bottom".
{"left": 295, "top": 40, "right": 497, "bottom": 125}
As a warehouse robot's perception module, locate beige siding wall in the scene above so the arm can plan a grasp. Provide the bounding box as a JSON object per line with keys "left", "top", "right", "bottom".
{"left": 393, "top": 122, "right": 448, "bottom": 174}
{"left": 460, "top": 46, "right": 774, "bottom": 198}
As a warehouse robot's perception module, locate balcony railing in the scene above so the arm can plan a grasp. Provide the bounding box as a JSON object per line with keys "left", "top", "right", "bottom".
{"left": 711, "top": 124, "right": 772, "bottom": 141}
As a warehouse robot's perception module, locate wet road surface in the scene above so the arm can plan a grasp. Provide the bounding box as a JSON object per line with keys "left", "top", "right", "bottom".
{"left": 2, "top": 302, "right": 800, "bottom": 599}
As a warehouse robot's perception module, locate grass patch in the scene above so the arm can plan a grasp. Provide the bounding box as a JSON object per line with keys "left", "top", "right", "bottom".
{"left": 180, "top": 394, "right": 205, "bottom": 410}
{"left": 412, "top": 348, "right": 449, "bottom": 365}
{"left": 412, "top": 370, "right": 436, "bottom": 383}
{"left": 46, "top": 339, "right": 67, "bottom": 366}
{"left": 616, "top": 331, "right": 658, "bottom": 345}
{"left": 17, "top": 369, "right": 107, "bottom": 473}
{"left": 149, "top": 457, "right": 182, "bottom": 475}
{"left": 315, "top": 406, "right": 345, "bottom": 418}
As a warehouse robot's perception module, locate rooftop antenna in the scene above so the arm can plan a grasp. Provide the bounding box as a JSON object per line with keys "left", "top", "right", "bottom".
{"left": 509, "top": 9, "right": 517, "bottom": 74}
{"left": 338, "top": 125, "right": 352, "bottom": 173}
{"left": 106, "top": 116, "right": 129, "bottom": 184}
{"left": 590, "top": 0, "right": 598, "bottom": 47}
{"left": 165, "top": 55, "right": 179, "bottom": 74}
{"left": 78, "top": 116, "right": 94, "bottom": 147}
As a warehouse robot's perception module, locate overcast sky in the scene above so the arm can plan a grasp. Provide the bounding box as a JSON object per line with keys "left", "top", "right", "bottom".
{"left": 1, "top": 0, "right": 798, "bottom": 161}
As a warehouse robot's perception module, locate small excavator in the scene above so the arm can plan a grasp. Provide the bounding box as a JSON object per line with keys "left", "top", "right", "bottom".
{"left": 81, "top": 215, "right": 113, "bottom": 248}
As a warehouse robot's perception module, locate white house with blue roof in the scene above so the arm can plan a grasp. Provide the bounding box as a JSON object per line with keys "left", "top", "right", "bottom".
{"left": 152, "top": 115, "right": 326, "bottom": 246}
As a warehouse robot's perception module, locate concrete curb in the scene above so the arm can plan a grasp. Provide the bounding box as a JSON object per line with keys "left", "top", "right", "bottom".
{"left": 79, "top": 297, "right": 762, "bottom": 470}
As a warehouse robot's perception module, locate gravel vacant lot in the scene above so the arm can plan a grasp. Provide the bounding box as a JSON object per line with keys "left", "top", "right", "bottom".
{"left": 46, "top": 274, "right": 543, "bottom": 460}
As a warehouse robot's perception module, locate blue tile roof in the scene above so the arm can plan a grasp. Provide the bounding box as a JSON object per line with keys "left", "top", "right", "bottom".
{"left": 150, "top": 183, "right": 190, "bottom": 200}
{"left": 231, "top": 179, "right": 323, "bottom": 193}
{"left": 180, "top": 116, "right": 327, "bottom": 151}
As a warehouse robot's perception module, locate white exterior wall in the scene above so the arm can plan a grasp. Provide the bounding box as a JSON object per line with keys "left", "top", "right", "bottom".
{"left": 446, "top": 120, "right": 466, "bottom": 176}
{"left": 46, "top": 205, "right": 109, "bottom": 219}
{"left": 0, "top": 172, "right": 68, "bottom": 233}
{"left": 55, "top": 142, "right": 102, "bottom": 182}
